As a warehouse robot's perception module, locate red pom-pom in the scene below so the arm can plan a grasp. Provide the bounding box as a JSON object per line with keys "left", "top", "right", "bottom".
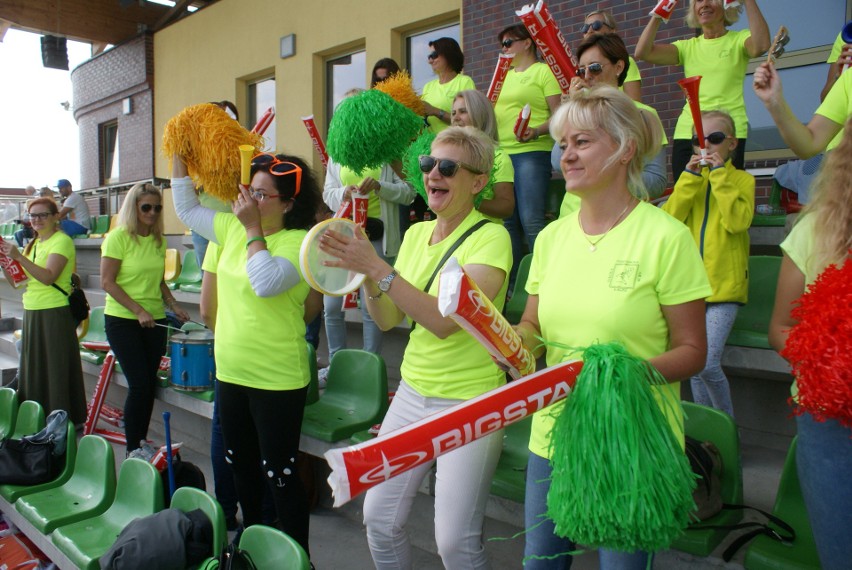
{"left": 782, "top": 257, "right": 852, "bottom": 427}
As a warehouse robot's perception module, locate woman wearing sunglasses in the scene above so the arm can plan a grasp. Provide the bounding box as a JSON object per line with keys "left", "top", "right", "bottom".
{"left": 635, "top": 0, "right": 770, "bottom": 182}
{"left": 518, "top": 87, "right": 710, "bottom": 569}
{"left": 421, "top": 37, "right": 475, "bottom": 134}
{"left": 494, "top": 23, "right": 561, "bottom": 287}
{"left": 451, "top": 89, "right": 515, "bottom": 219}
{"left": 100, "top": 183, "right": 190, "bottom": 455}
{"left": 0, "top": 198, "right": 87, "bottom": 426}
{"left": 580, "top": 10, "right": 642, "bottom": 102}
{"left": 557, "top": 33, "right": 668, "bottom": 215}
{"left": 171, "top": 151, "right": 323, "bottom": 558}
{"left": 320, "top": 126, "right": 511, "bottom": 569}
{"left": 662, "top": 110, "right": 754, "bottom": 419}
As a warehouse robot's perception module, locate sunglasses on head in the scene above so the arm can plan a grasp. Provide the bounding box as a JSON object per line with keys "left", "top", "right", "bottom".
{"left": 501, "top": 38, "right": 519, "bottom": 48}
{"left": 692, "top": 131, "right": 731, "bottom": 146}
{"left": 28, "top": 212, "right": 52, "bottom": 220}
{"left": 419, "top": 155, "right": 484, "bottom": 177}
{"left": 576, "top": 62, "right": 605, "bottom": 77}
{"left": 427, "top": 51, "right": 439, "bottom": 60}
{"left": 251, "top": 153, "right": 302, "bottom": 197}
{"left": 140, "top": 204, "right": 163, "bottom": 214}
{"left": 580, "top": 20, "right": 608, "bottom": 34}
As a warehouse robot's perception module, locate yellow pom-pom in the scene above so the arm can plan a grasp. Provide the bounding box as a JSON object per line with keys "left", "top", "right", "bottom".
{"left": 374, "top": 71, "right": 425, "bottom": 116}
{"left": 162, "top": 104, "right": 263, "bottom": 201}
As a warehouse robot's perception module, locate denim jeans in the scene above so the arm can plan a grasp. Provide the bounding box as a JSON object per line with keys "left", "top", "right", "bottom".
{"left": 59, "top": 219, "right": 88, "bottom": 237}
{"left": 505, "top": 151, "right": 552, "bottom": 286}
{"left": 690, "top": 302, "right": 738, "bottom": 418}
{"left": 191, "top": 230, "right": 209, "bottom": 268}
{"left": 796, "top": 412, "right": 852, "bottom": 570}
{"left": 524, "top": 452, "right": 651, "bottom": 569}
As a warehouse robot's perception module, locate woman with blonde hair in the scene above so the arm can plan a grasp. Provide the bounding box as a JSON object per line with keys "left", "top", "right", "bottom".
{"left": 101, "top": 183, "right": 189, "bottom": 455}
{"left": 0, "top": 197, "right": 87, "bottom": 424}
{"left": 768, "top": 118, "right": 852, "bottom": 570}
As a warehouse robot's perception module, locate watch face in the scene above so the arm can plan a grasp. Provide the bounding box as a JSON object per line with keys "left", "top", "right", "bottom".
{"left": 378, "top": 271, "right": 396, "bottom": 292}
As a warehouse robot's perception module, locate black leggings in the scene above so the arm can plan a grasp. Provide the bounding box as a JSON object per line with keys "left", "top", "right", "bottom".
{"left": 104, "top": 315, "right": 167, "bottom": 453}
{"left": 218, "top": 381, "right": 310, "bottom": 554}
{"left": 671, "top": 137, "right": 746, "bottom": 183}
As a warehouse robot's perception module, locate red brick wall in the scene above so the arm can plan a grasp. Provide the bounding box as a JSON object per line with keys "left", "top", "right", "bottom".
{"left": 71, "top": 34, "right": 155, "bottom": 190}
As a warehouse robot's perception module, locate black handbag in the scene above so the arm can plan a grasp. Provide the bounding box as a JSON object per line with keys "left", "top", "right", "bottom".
{"left": 52, "top": 273, "right": 90, "bottom": 323}
{"left": 364, "top": 217, "right": 384, "bottom": 242}
{"left": 218, "top": 543, "right": 256, "bottom": 570}
{"left": 0, "top": 437, "right": 54, "bottom": 485}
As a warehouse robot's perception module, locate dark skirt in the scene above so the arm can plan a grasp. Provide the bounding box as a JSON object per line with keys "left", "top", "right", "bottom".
{"left": 21, "top": 306, "right": 87, "bottom": 425}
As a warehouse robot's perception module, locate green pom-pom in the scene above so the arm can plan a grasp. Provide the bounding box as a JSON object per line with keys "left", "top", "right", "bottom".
{"left": 545, "top": 342, "right": 695, "bottom": 553}
{"left": 401, "top": 131, "right": 498, "bottom": 209}
{"left": 327, "top": 90, "right": 423, "bottom": 174}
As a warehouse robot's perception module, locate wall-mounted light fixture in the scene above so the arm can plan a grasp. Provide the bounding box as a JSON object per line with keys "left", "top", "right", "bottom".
{"left": 122, "top": 97, "right": 133, "bottom": 115}
{"left": 280, "top": 34, "right": 296, "bottom": 59}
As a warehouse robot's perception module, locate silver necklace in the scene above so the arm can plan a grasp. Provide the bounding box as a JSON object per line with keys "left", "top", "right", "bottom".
{"left": 577, "top": 200, "right": 634, "bottom": 252}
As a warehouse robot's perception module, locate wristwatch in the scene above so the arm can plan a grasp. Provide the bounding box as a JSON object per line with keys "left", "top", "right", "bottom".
{"left": 377, "top": 270, "right": 398, "bottom": 293}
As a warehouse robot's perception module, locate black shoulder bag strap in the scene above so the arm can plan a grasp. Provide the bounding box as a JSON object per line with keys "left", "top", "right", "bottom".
{"left": 689, "top": 503, "right": 796, "bottom": 562}
{"left": 52, "top": 283, "right": 71, "bottom": 296}
{"left": 410, "top": 219, "right": 491, "bottom": 332}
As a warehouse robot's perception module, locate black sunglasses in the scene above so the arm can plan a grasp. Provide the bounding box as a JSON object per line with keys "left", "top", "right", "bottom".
{"left": 692, "top": 131, "right": 731, "bottom": 146}
{"left": 501, "top": 38, "right": 519, "bottom": 48}
{"left": 580, "top": 20, "right": 608, "bottom": 34}
{"left": 140, "top": 204, "right": 163, "bottom": 214}
{"left": 427, "top": 51, "right": 439, "bottom": 60}
{"left": 576, "top": 63, "right": 605, "bottom": 77}
{"left": 419, "top": 155, "right": 484, "bottom": 177}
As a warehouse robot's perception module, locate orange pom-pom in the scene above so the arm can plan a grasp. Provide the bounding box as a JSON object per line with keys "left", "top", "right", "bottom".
{"left": 162, "top": 104, "right": 263, "bottom": 201}
{"left": 374, "top": 71, "right": 425, "bottom": 116}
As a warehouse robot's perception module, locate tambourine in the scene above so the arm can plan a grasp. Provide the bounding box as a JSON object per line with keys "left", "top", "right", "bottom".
{"left": 299, "top": 217, "right": 366, "bottom": 296}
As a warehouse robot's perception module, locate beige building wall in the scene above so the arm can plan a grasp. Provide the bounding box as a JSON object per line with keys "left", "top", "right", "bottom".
{"left": 153, "top": 0, "right": 462, "bottom": 179}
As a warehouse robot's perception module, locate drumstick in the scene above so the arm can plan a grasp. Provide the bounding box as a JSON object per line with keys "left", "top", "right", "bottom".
{"left": 155, "top": 323, "right": 185, "bottom": 333}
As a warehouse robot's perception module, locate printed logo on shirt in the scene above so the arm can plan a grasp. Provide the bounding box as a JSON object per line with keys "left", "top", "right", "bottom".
{"left": 719, "top": 49, "right": 732, "bottom": 58}
{"left": 609, "top": 261, "right": 639, "bottom": 291}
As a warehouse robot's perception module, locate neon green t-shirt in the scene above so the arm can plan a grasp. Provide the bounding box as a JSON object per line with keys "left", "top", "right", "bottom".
{"left": 212, "top": 213, "right": 310, "bottom": 390}
{"left": 623, "top": 55, "right": 642, "bottom": 89}
{"left": 340, "top": 165, "right": 382, "bottom": 218}
{"left": 394, "top": 210, "right": 511, "bottom": 399}
{"left": 815, "top": 69, "right": 852, "bottom": 151}
{"left": 495, "top": 62, "right": 562, "bottom": 154}
{"left": 422, "top": 74, "right": 476, "bottom": 134}
{"left": 101, "top": 227, "right": 167, "bottom": 320}
{"left": 635, "top": 100, "right": 669, "bottom": 146}
{"left": 827, "top": 32, "right": 845, "bottom": 64}
{"left": 22, "top": 231, "right": 75, "bottom": 311}
{"left": 781, "top": 214, "right": 819, "bottom": 285}
{"left": 527, "top": 202, "right": 712, "bottom": 458}
{"left": 673, "top": 29, "right": 751, "bottom": 139}
{"left": 202, "top": 241, "right": 220, "bottom": 273}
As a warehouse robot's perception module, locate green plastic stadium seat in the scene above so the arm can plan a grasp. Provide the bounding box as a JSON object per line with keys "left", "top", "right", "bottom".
{"left": 0, "top": 422, "right": 78, "bottom": 502}
{"left": 751, "top": 180, "right": 787, "bottom": 227}
{"left": 671, "top": 402, "right": 743, "bottom": 556}
{"left": 171, "top": 486, "right": 228, "bottom": 562}
{"left": 169, "top": 250, "right": 202, "bottom": 290}
{"left": 89, "top": 215, "right": 111, "bottom": 237}
{"left": 504, "top": 253, "right": 533, "bottom": 325}
{"left": 726, "top": 256, "right": 782, "bottom": 349}
{"left": 239, "top": 524, "right": 311, "bottom": 570}
{"left": 79, "top": 306, "right": 108, "bottom": 364}
{"left": 744, "top": 438, "right": 820, "bottom": 570}
{"left": 302, "top": 349, "right": 388, "bottom": 442}
{"left": 490, "top": 415, "right": 532, "bottom": 503}
{"left": 52, "top": 458, "right": 164, "bottom": 570}
{"left": 11, "top": 400, "right": 45, "bottom": 439}
{"left": 16, "top": 435, "right": 116, "bottom": 533}
{"left": 305, "top": 343, "right": 319, "bottom": 406}
{"left": 0, "top": 386, "right": 18, "bottom": 440}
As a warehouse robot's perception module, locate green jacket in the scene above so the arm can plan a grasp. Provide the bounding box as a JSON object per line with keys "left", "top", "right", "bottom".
{"left": 663, "top": 161, "right": 754, "bottom": 303}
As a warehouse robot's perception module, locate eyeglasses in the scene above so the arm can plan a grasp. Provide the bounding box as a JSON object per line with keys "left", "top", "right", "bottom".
{"left": 251, "top": 153, "right": 302, "bottom": 197}
{"left": 419, "top": 155, "right": 484, "bottom": 177}
{"left": 576, "top": 62, "right": 606, "bottom": 77}
{"left": 140, "top": 204, "right": 163, "bottom": 214}
{"left": 501, "top": 39, "right": 518, "bottom": 48}
{"left": 28, "top": 212, "right": 52, "bottom": 220}
{"left": 250, "top": 189, "right": 283, "bottom": 202}
{"left": 692, "top": 131, "right": 732, "bottom": 146}
{"left": 580, "top": 20, "right": 609, "bottom": 34}
{"left": 427, "top": 51, "right": 439, "bottom": 61}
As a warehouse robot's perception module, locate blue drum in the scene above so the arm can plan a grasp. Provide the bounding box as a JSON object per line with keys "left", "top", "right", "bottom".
{"left": 169, "top": 330, "right": 215, "bottom": 391}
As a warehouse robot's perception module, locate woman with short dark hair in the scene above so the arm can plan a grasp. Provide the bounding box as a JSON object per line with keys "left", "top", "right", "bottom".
{"left": 421, "top": 37, "right": 475, "bottom": 133}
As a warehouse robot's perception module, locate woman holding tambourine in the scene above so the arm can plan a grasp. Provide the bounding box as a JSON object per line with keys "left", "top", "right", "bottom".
{"left": 171, "top": 151, "right": 322, "bottom": 558}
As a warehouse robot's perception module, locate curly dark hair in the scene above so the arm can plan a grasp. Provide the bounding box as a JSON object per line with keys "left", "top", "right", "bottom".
{"left": 250, "top": 154, "right": 323, "bottom": 231}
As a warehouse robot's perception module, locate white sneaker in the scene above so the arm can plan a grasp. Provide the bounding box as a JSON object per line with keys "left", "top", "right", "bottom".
{"left": 317, "top": 367, "right": 329, "bottom": 389}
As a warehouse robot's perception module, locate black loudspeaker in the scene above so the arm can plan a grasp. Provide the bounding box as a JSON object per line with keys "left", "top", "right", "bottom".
{"left": 41, "top": 35, "right": 69, "bottom": 71}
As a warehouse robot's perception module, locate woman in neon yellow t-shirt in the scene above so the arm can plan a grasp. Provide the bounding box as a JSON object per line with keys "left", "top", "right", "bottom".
{"left": 101, "top": 183, "right": 190, "bottom": 455}
{"left": 172, "top": 151, "right": 323, "bottom": 559}
{"left": 636, "top": 0, "right": 770, "bottom": 181}
{"left": 516, "top": 88, "right": 711, "bottom": 569}
{"left": 0, "top": 197, "right": 87, "bottom": 425}
{"left": 319, "top": 126, "right": 511, "bottom": 568}
{"left": 421, "top": 37, "right": 475, "bottom": 134}
{"left": 579, "top": 9, "right": 642, "bottom": 102}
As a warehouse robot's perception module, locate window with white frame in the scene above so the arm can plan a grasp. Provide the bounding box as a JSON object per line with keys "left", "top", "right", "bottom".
{"left": 406, "top": 23, "right": 461, "bottom": 93}
{"left": 326, "top": 50, "right": 367, "bottom": 130}
{"left": 249, "top": 78, "right": 276, "bottom": 152}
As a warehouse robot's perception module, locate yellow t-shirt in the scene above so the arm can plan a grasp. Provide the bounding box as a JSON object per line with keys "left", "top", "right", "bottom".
{"left": 421, "top": 74, "right": 476, "bottom": 133}
{"left": 340, "top": 165, "right": 382, "bottom": 218}
{"left": 827, "top": 32, "right": 845, "bottom": 64}
{"left": 22, "top": 231, "right": 76, "bottom": 311}
{"left": 102, "top": 227, "right": 167, "bottom": 320}
{"left": 673, "top": 29, "right": 751, "bottom": 139}
{"left": 623, "top": 55, "right": 642, "bottom": 88}
{"left": 395, "top": 210, "right": 511, "bottom": 399}
{"left": 526, "top": 202, "right": 712, "bottom": 458}
{"left": 202, "top": 240, "right": 220, "bottom": 273}
{"left": 212, "top": 213, "right": 310, "bottom": 390}
{"left": 781, "top": 214, "right": 819, "bottom": 285}
{"left": 495, "top": 62, "right": 562, "bottom": 154}
{"left": 815, "top": 69, "right": 852, "bottom": 151}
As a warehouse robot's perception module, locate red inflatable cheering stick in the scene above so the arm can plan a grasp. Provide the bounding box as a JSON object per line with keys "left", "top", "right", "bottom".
{"left": 302, "top": 115, "right": 329, "bottom": 167}
{"left": 516, "top": 0, "right": 578, "bottom": 93}
{"left": 251, "top": 106, "right": 275, "bottom": 136}
{"left": 486, "top": 53, "right": 515, "bottom": 104}
{"left": 677, "top": 76, "right": 707, "bottom": 165}
{"left": 650, "top": 0, "right": 679, "bottom": 23}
